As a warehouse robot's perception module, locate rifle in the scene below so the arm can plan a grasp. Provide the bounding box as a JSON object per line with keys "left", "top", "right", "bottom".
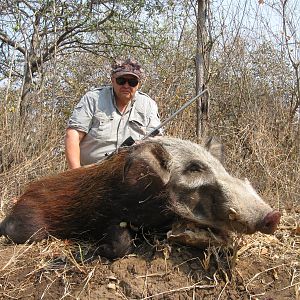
{"left": 120, "top": 89, "right": 209, "bottom": 147}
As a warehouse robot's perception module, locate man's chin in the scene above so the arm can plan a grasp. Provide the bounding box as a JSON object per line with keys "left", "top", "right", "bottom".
{"left": 121, "top": 93, "right": 132, "bottom": 100}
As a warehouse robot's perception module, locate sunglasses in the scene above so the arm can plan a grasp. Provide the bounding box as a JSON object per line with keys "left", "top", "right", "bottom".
{"left": 116, "top": 77, "right": 139, "bottom": 87}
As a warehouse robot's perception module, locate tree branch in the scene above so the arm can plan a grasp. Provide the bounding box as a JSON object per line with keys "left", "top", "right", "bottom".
{"left": 0, "top": 30, "right": 26, "bottom": 55}
{"left": 32, "top": 8, "right": 115, "bottom": 69}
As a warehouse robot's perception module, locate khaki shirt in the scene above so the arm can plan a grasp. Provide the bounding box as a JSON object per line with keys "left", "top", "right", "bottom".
{"left": 67, "top": 86, "right": 161, "bottom": 165}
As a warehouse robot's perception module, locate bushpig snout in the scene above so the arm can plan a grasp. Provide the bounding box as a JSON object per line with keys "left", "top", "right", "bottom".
{"left": 257, "top": 210, "right": 281, "bottom": 234}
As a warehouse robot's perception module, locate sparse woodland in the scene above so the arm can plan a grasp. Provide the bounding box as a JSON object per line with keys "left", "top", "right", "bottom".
{"left": 0, "top": 1, "right": 299, "bottom": 299}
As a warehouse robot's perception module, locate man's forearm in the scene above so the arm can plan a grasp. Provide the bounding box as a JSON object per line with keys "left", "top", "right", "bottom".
{"left": 65, "top": 128, "right": 85, "bottom": 169}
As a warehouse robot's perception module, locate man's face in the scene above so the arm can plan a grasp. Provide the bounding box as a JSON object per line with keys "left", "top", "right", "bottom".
{"left": 111, "top": 74, "right": 140, "bottom": 102}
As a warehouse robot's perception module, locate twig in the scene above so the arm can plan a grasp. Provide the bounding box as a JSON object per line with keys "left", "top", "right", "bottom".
{"left": 276, "top": 281, "right": 300, "bottom": 292}
{"left": 218, "top": 281, "right": 229, "bottom": 300}
{"left": 76, "top": 266, "right": 96, "bottom": 298}
{"left": 0, "top": 293, "right": 20, "bottom": 299}
{"left": 1, "top": 243, "right": 35, "bottom": 270}
{"left": 173, "top": 257, "right": 201, "bottom": 270}
{"left": 65, "top": 247, "right": 87, "bottom": 274}
{"left": 246, "top": 264, "right": 286, "bottom": 290}
{"left": 139, "top": 282, "right": 216, "bottom": 300}
{"left": 136, "top": 272, "right": 165, "bottom": 279}
{"left": 116, "top": 289, "right": 130, "bottom": 300}
{"left": 40, "top": 278, "right": 57, "bottom": 300}
{"left": 142, "top": 270, "right": 149, "bottom": 298}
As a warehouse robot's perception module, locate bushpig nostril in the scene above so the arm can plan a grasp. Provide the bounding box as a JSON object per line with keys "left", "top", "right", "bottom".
{"left": 260, "top": 211, "right": 281, "bottom": 233}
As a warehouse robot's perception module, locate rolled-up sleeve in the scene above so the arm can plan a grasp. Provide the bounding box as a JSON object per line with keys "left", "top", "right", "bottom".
{"left": 68, "top": 93, "right": 95, "bottom": 133}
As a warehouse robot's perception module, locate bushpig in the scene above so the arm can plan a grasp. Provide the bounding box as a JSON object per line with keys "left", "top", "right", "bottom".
{"left": 0, "top": 137, "right": 281, "bottom": 258}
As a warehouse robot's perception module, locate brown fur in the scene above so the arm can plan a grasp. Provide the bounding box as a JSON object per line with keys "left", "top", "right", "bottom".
{"left": 0, "top": 143, "right": 173, "bottom": 256}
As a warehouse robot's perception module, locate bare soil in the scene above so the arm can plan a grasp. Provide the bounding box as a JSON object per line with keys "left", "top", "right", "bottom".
{"left": 0, "top": 211, "right": 299, "bottom": 300}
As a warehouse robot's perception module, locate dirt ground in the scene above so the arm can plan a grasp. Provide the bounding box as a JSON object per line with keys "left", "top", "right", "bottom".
{"left": 0, "top": 211, "right": 299, "bottom": 300}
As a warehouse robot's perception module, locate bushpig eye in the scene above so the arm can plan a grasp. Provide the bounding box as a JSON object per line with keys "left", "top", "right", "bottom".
{"left": 186, "top": 161, "right": 206, "bottom": 173}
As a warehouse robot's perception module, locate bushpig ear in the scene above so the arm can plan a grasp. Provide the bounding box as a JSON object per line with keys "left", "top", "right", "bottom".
{"left": 124, "top": 142, "right": 171, "bottom": 185}
{"left": 204, "top": 136, "right": 224, "bottom": 163}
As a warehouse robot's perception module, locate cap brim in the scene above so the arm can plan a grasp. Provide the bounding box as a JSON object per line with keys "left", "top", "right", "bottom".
{"left": 114, "top": 71, "right": 140, "bottom": 79}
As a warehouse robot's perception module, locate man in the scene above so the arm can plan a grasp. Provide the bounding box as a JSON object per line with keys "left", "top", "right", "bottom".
{"left": 65, "top": 58, "right": 161, "bottom": 169}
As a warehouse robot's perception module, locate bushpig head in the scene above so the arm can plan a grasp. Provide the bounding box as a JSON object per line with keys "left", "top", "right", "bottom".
{"left": 133, "top": 136, "right": 280, "bottom": 235}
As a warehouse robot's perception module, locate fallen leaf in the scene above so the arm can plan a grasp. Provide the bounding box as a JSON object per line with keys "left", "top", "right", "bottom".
{"left": 293, "top": 224, "right": 300, "bottom": 235}
{"left": 107, "top": 283, "right": 116, "bottom": 290}
{"left": 260, "top": 247, "right": 269, "bottom": 255}
{"left": 272, "top": 269, "right": 279, "bottom": 280}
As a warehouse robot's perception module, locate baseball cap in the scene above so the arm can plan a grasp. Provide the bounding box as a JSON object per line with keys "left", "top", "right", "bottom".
{"left": 111, "top": 58, "right": 144, "bottom": 80}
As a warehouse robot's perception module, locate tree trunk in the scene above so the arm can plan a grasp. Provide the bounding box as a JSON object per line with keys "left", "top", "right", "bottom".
{"left": 195, "top": 0, "right": 209, "bottom": 139}
{"left": 19, "top": 63, "right": 33, "bottom": 118}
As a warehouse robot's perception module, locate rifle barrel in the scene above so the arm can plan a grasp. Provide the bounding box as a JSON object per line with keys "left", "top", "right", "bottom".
{"left": 143, "top": 89, "right": 208, "bottom": 139}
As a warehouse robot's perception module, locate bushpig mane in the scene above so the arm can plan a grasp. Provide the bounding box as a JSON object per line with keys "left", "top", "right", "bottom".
{"left": 23, "top": 148, "right": 128, "bottom": 202}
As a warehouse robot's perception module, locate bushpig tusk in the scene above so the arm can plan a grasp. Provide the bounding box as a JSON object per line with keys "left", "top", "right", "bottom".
{"left": 229, "top": 207, "right": 238, "bottom": 220}
{"left": 119, "top": 222, "right": 127, "bottom": 228}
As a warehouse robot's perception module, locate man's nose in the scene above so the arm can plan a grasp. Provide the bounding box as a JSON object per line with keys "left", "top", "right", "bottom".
{"left": 123, "top": 82, "right": 131, "bottom": 88}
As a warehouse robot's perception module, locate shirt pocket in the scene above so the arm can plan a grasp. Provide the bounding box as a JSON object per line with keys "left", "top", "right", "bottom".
{"left": 89, "top": 112, "right": 113, "bottom": 140}
{"left": 129, "top": 112, "right": 148, "bottom": 137}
